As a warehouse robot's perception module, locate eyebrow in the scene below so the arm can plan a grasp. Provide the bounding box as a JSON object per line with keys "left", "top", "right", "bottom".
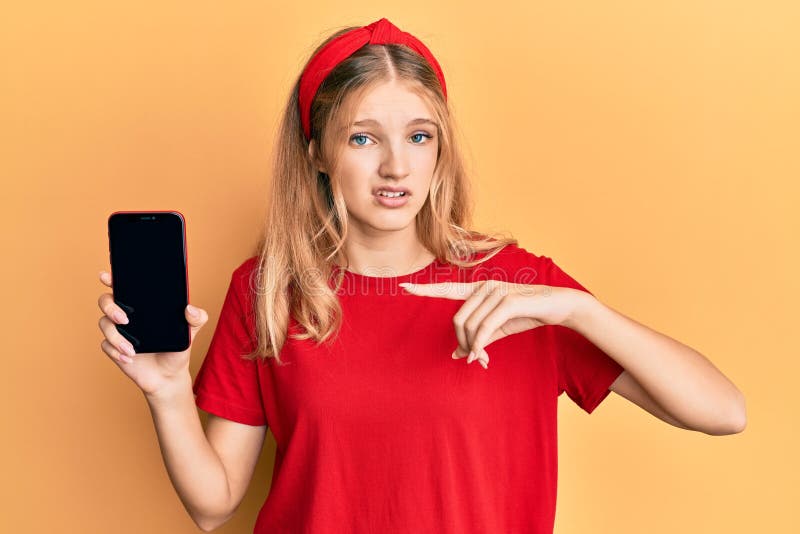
{"left": 350, "top": 118, "right": 438, "bottom": 128}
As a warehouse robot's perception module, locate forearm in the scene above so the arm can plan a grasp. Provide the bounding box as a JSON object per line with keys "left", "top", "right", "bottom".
{"left": 565, "top": 292, "right": 746, "bottom": 434}
{"left": 144, "top": 373, "right": 232, "bottom": 530}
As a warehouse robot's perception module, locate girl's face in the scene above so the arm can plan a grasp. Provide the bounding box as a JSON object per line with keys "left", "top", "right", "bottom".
{"left": 314, "top": 80, "right": 439, "bottom": 238}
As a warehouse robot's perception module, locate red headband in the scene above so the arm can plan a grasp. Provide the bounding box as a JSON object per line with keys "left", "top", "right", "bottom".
{"left": 298, "top": 17, "right": 448, "bottom": 141}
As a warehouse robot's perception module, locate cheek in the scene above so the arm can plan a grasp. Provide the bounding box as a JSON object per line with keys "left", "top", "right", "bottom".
{"left": 337, "top": 153, "right": 374, "bottom": 182}
{"left": 416, "top": 144, "right": 438, "bottom": 170}
{"left": 336, "top": 165, "right": 372, "bottom": 208}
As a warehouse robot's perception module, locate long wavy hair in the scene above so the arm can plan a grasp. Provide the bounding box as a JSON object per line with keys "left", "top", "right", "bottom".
{"left": 243, "top": 24, "right": 518, "bottom": 365}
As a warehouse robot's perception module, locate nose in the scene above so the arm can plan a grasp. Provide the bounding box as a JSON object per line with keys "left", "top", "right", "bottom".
{"left": 378, "top": 141, "right": 411, "bottom": 180}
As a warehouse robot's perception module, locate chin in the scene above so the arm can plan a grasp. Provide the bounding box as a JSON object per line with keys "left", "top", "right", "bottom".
{"left": 354, "top": 211, "right": 416, "bottom": 232}
{"left": 368, "top": 218, "right": 414, "bottom": 232}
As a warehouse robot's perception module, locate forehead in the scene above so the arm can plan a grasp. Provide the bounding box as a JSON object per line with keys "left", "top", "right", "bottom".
{"left": 346, "top": 80, "right": 434, "bottom": 124}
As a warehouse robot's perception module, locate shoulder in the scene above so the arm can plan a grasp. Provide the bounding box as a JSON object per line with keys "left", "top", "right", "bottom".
{"left": 234, "top": 255, "right": 260, "bottom": 277}
{"left": 471, "top": 242, "right": 555, "bottom": 286}
{"left": 228, "top": 255, "right": 261, "bottom": 296}
{"left": 501, "top": 245, "right": 592, "bottom": 293}
{"left": 475, "top": 242, "right": 590, "bottom": 292}
{"left": 488, "top": 242, "right": 544, "bottom": 264}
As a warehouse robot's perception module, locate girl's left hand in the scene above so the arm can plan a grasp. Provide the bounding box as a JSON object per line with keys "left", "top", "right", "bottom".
{"left": 399, "top": 280, "right": 586, "bottom": 369}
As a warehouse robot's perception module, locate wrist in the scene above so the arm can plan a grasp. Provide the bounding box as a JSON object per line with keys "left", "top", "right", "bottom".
{"left": 562, "top": 289, "right": 601, "bottom": 331}
{"left": 144, "top": 372, "right": 194, "bottom": 406}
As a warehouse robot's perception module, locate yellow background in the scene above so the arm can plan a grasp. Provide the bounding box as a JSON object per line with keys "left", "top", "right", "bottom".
{"left": 2, "top": 1, "right": 797, "bottom": 532}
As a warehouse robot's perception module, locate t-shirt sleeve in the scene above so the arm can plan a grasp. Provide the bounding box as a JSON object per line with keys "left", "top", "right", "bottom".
{"left": 543, "top": 256, "right": 625, "bottom": 414}
{"left": 192, "top": 262, "right": 268, "bottom": 427}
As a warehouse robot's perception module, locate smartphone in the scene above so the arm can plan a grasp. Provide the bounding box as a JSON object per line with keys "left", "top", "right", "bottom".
{"left": 107, "top": 211, "right": 191, "bottom": 353}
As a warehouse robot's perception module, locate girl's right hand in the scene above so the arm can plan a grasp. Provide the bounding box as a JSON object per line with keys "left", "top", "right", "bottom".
{"left": 97, "top": 270, "right": 208, "bottom": 397}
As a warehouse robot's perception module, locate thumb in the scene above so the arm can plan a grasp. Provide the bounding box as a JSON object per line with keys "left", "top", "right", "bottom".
{"left": 185, "top": 304, "right": 208, "bottom": 339}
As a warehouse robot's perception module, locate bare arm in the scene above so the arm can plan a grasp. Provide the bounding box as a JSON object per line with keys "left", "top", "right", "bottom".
{"left": 97, "top": 270, "right": 266, "bottom": 530}
{"left": 202, "top": 413, "right": 267, "bottom": 529}
{"left": 609, "top": 370, "right": 691, "bottom": 430}
{"left": 145, "top": 372, "right": 266, "bottom": 531}
{"left": 566, "top": 291, "right": 746, "bottom": 435}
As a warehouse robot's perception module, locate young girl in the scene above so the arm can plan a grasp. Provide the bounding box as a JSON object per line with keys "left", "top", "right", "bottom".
{"left": 97, "top": 17, "right": 746, "bottom": 533}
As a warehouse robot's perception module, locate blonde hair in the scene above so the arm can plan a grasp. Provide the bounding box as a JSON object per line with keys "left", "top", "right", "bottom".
{"left": 244, "top": 25, "right": 518, "bottom": 365}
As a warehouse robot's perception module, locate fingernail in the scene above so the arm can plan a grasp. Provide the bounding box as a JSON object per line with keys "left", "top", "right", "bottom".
{"left": 451, "top": 350, "right": 459, "bottom": 359}
{"left": 121, "top": 354, "right": 133, "bottom": 363}
{"left": 121, "top": 342, "right": 135, "bottom": 356}
{"left": 113, "top": 310, "right": 128, "bottom": 324}
{"left": 467, "top": 351, "right": 476, "bottom": 363}
{"left": 479, "top": 359, "right": 488, "bottom": 369}
{"left": 187, "top": 304, "right": 199, "bottom": 317}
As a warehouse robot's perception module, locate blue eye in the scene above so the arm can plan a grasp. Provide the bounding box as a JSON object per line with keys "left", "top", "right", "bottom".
{"left": 411, "top": 132, "right": 433, "bottom": 143}
{"left": 350, "top": 133, "right": 370, "bottom": 146}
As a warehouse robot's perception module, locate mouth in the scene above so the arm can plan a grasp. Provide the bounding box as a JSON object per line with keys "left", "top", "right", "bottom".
{"left": 374, "top": 191, "right": 409, "bottom": 199}
{"left": 372, "top": 186, "right": 411, "bottom": 198}
{"left": 373, "top": 187, "right": 411, "bottom": 208}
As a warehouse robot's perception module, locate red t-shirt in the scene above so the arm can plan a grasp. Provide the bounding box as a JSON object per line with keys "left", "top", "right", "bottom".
{"left": 192, "top": 243, "right": 625, "bottom": 533}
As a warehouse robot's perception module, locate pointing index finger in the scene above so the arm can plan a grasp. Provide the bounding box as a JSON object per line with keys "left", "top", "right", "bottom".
{"left": 398, "top": 281, "right": 481, "bottom": 300}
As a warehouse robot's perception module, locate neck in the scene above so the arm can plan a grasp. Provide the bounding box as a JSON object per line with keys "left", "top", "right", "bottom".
{"left": 340, "top": 234, "right": 434, "bottom": 277}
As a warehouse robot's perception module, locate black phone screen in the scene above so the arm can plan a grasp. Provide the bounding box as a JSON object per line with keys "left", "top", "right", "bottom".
{"left": 107, "top": 211, "right": 190, "bottom": 353}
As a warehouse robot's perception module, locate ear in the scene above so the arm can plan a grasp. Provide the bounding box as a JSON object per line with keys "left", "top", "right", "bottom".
{"left": 307, "top": 139, "right": 327, "bottom": 174}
